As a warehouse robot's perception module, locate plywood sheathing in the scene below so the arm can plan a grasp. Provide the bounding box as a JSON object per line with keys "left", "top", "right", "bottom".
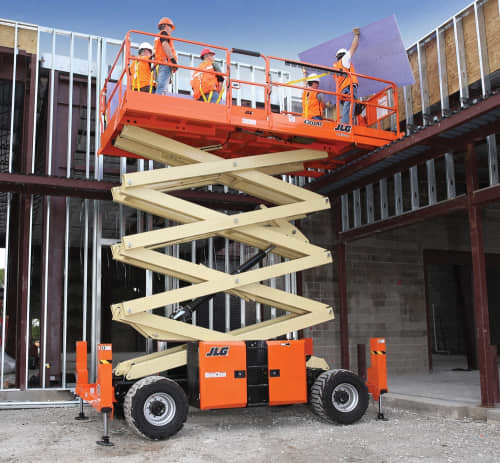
{"left": 485, "top": 0, "right": 500, "bottom": 74}
{"left": 0, "top": 25, "right": 37, "bottom": 54}
{"left": 425, "top": 37, "right": 439, "bottom": 106}
{"left": 462, "top": 7, "right": 481, "bottom": 89}
{"left": 397, "top": 0, "right": 500, "bottom": 122}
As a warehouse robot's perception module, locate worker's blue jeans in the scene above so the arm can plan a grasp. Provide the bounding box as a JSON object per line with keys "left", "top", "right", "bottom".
{"left": 198, "top": 91, "right": 220, "bottom": 103}
{"left": 155, "top": 65, "right": 172, "bottom": 95}
{"left": 341, "top": 85, "right": 358, "bottom": 124}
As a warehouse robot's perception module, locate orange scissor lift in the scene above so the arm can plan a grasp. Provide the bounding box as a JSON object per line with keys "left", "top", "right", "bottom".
{"left": 75, "top": 30, "right": 394, "bottom": 443}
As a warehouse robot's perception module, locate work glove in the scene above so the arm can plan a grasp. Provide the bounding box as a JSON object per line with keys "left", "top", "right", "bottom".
{"left": 353, "top": 27, "right": 360, "bottom": 36}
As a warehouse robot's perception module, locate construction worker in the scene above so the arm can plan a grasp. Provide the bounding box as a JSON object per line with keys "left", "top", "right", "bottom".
{"left": 130, "top": 42, "right": 155, "bottom": 93}
{"left": 154, "top": 17, "right": 178, "bottom": 95}
{"left": 190, "top": 48, "right": 224, "bottom": 103}
{"left": 302, "top": 73, "right": 326, "bottom": 120}
{"left": 333, "top": 27, "right": 360, "bottom": 124}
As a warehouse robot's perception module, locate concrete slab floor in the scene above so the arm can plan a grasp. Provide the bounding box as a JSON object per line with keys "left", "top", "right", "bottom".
{"left": 388, "top": 354, "right": 500, "bottom": 405}
{"left": 0, "top": 402, "right": 499, "bottom": 463}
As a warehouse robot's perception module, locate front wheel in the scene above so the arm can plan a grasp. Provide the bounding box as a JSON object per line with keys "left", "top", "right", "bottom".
{"left": 310, "top": 369, "right": 368, "bottom": 425}
{"left": 124, "top": 375, "right": 188, "bottom": 440}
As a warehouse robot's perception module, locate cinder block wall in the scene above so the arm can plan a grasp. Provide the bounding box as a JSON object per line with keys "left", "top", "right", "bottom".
{"left": 300, "top": 204, "right": 500, "bottom": 375}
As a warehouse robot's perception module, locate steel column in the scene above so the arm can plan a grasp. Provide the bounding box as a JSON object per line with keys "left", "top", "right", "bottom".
{"left": 333, "top": 204, "right": 349, "bottom": 370}
{"left": 436, "top": 27, "right": 449, "bottom": 116}
{"left": 465, "top": 144, "right": 498, "bottom": 407}
{"left": 454, "top": 16, "right": 469, "bottom": 107}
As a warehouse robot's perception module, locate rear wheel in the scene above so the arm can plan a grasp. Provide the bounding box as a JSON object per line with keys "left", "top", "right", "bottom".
{"left": 310, "top": 369, "right": 368, "bottom": 425}
{"left": 124, "top": 375, "right": 188, "bottom": 440}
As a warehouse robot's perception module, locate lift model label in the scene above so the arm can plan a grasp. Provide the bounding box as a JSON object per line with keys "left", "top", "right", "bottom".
{"left": 334, "top": 123, "right": 352, "bottom": 134}
{"left": 304, "top": 119, "right": 322, "bottom": 127}
{"left": 204, "top": 371, "right": 227, "bottom": 378}
{"left": 206, "top": 346, "right": 230, "bottom": 357}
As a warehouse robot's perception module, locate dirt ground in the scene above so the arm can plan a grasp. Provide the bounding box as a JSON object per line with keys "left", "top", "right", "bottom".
{"left": 0, "top": 403, "right": 499, "bottom": 463}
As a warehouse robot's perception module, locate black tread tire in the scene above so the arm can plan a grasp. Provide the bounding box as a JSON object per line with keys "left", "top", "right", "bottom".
{"left": 123, "top": 375, "right": 188, "bottom": 440}
{"left": 310, "top": 369, "right": 368, "bottom": 425}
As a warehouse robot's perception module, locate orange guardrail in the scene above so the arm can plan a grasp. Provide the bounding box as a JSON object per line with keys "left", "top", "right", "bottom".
{"left": 99, "top": 30, "right": 401, "bottom": 145}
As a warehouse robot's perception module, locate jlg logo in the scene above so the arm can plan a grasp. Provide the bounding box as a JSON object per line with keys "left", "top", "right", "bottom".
{"left": 206, "top": 346, "right": 230, "bottom": 357}
{"left": 334, "top": 123, "right": 352, "bottom": 133}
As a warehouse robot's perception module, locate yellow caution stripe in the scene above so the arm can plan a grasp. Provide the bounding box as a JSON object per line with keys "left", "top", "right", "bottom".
{"left": 100, "top": 360, "right": 110, "bottom": 364}
{"left": 371, "top": 350, "right": 386, "bottom": 355}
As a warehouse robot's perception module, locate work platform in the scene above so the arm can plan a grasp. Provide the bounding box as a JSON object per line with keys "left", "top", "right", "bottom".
{"left": 99, "top": 31, "right": 401, "bottom": 174}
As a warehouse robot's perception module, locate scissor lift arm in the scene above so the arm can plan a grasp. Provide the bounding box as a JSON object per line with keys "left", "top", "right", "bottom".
{"left": 111, "top": 125, "right": 334, "bottom": 380}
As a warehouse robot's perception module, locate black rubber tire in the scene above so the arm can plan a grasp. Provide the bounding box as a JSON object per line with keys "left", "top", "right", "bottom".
{"left": 310, "top": 369, "right": 368, "bottom": 425}
{"left": 123, "top": 375, "right": 188, "bottom": 440}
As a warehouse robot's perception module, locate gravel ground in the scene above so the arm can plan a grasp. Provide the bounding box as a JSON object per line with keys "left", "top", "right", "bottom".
{"left": 0, "top": 403, "right": 499, "bottom": 463}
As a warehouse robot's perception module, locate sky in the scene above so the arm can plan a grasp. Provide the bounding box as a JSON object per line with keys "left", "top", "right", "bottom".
{"left": 2, "top": 0, "right": 468, "bottom": 57}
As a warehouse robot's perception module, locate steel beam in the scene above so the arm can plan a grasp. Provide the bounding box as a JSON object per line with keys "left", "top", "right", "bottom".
{"left": 309, "top": 92, "right": 500, "bottom": 195}
{"left": 339, "top": 196, "right": 468, "bottom": 243}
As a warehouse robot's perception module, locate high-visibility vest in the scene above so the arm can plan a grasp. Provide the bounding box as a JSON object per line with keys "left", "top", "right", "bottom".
{"left": 333, "top": 60, "right": 358, "bottom": 93}
{"left": 130, "top": 58, "right": 154, "bottom": 91}
{"left": 154, "top": 35, "right": 178, "bottom": 73}
{"left": 191, "top": 61, "right": 221, "bottom": 100}
{"left": 302, "top": 90, "right": 324, "bottom": 119}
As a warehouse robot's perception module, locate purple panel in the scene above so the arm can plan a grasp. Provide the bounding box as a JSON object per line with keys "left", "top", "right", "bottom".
{"left": 298, "top": 15, "right": 415, "bottom": 102}
{"left": 106, "top": 82, "right": 123, "bottom": 121}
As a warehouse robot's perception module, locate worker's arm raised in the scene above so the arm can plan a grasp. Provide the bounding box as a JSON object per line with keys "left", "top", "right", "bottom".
{"left": 348, "top": 28, "right": 360, "bottom": 57}
{"left": 161, "top": 31, "right": 176, "bottom": 62}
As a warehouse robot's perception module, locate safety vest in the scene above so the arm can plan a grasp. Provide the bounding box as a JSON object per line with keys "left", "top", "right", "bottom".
{"left": 302, "top": 90, "right": 324, "bottom": 119}
{"left": 154, "top": 35, "right": 178, "bottom": 73}
{"left": 191, "top": 61, "right": 221, "bottom": 100}
{"left": 333, "top": 60, "right": 358, "bottom": 93}
{"left": 130, "top": 58, "right": 154, "bottom": 91}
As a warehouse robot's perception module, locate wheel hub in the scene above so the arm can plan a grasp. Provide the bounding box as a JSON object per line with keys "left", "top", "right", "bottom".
{"left": 143, "top": 392, "right": 177, "bottom": 426}
{"left": 331, "top": 382, "right": 359, "bottom": 413}
{"left": 149, "top": 400, "right": 166, "bottom": 417}
{"left": 334, "top": 390, "right": 349, "bottom": 404}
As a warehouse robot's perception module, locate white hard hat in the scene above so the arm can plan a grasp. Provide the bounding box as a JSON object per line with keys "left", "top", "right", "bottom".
{"left": 336, "top": 48, "right": 348, "bottom": 58}
{"left": 138, "top": 42, "right": 154, "bottom": 52}
{"left": 307, "top": 72, "right": 320, "bottom": 82}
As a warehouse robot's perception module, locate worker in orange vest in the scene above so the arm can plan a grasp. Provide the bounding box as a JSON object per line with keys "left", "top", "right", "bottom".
{"left": 333, "top": 27, "right": 360, "bottom": 124}
{"left": 130, "top": 42, "right": 155, "bottom": 93}
{"left": 154, "top": 17, "right": 178, "bottom": 95}
{"left": 302, "top": 73, "right": 326, "bottom": 120}
{"left": 191, "top": 48, "right": 224, "bottom": 103}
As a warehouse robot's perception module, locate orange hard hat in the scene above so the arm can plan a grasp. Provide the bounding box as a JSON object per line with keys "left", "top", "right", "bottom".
{"left": 200, "top": 48, "right": 215, "bottom": 58}
{"left": 158, "top": 17, "right": 175, "bottom": 30}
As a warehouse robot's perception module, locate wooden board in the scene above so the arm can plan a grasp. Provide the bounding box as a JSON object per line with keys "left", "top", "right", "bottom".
{"left": 425, "top": 37, "right": 440, "bottom": 107}
{"left": 485, "top": 0, "right": 500, "bottom": 74}
{"left": 462, "top": 7, "right": 481, "bottom": 88}
{"left": 409, "top": 52, "right": 421, "bottom": 115}
{"left": 0, "top": 25, "right": 37, "bottom": 54}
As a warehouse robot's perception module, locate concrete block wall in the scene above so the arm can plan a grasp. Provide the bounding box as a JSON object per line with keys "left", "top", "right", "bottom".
{"left": 300, "top": 203, "right": 500, "bottom": 376}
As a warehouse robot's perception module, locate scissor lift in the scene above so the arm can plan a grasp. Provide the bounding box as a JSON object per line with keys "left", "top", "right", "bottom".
{"left": 76, "top": 31, "right": 398, "bottom": 441}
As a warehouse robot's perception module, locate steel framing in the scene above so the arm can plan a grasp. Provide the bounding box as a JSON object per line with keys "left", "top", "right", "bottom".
{"left": 308, "top": 0, "right": 500, "bottom": 407}
{"left": 0, "top": 17, "right": 298, "bottom": 398}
